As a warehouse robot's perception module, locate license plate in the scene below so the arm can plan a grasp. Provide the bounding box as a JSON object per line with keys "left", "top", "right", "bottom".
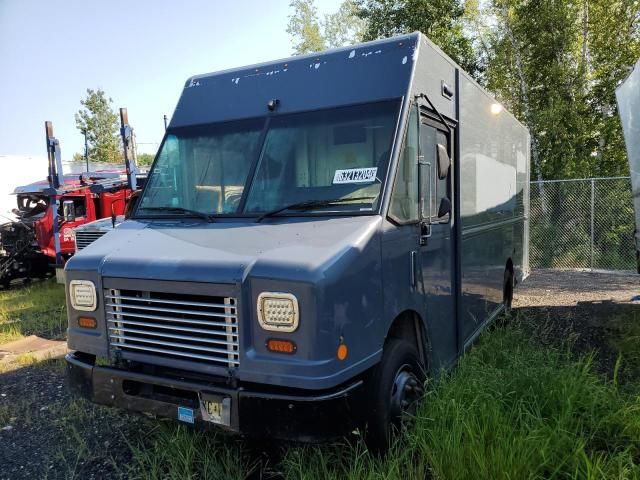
{"left": 199, "top": 393, "right": 231, "bottom": 426}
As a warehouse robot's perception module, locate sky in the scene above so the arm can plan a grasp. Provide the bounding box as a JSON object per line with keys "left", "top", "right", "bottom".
{"left": 0, "top": 0, "right": 343, "bottom": 159}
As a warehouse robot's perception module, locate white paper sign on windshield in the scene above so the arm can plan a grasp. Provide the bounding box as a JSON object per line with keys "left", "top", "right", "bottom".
{"left": 333, "top": 167, "right": 378, "bottom": 184}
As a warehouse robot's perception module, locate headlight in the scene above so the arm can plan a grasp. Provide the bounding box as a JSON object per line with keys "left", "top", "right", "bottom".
{"left": 69, "top": 280, "right": 97, "bottom": 312}
{"left": 257, "top": 292, "right": 299, "bottom": 332}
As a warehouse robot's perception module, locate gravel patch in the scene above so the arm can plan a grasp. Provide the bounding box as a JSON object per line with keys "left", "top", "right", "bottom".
{"left": 515, "top": 268, "right": 640, "bottom": 307}
{"left": 0, "top": 361, "right": 149, "bottom": 480}
{"left": 514, "top": 269, "right": 640, "bottom": 381}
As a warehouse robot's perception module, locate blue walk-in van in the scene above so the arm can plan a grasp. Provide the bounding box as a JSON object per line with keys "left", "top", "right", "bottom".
{"left": 64, "top": 32, "right": 530, "bottom": 451}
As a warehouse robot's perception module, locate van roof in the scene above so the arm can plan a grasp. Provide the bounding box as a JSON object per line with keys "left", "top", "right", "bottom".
{"left": 170, "top": 33, "right": 420, "bottom": 129}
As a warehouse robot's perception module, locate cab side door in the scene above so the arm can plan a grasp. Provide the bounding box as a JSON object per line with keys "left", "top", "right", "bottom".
{"left": 417, "top": 113, "right": 457, "bottom": 369}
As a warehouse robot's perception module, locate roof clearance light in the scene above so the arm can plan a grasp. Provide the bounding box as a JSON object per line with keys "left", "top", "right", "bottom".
{"left": 257, "top": 292, "right": 299, "bottom": 332}
{"left": 490, "top": 103, "right": 503, "bottom": 115}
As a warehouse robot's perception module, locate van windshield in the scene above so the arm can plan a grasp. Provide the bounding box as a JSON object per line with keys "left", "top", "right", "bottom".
{"left": 136, "top": 101, "right": 400, "bottom": 219}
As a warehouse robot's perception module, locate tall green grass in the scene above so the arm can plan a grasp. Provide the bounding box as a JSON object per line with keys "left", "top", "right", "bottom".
{"left": 125, "top": 425, "right": 259, "bottom": 480}
{"left": 1, "top": 280, "right": 637, "bottom": 478}
{"left": 606, "top": 309, "right": 640, "bottom": 388}
{"left": 402, "top": 325, "right": 640, "bottom": 480}
{"left": 125, "top": 322, "right": 640, "bottom": 479}
{"left": 0, "top": 279, "right": 66, "bottom": 343}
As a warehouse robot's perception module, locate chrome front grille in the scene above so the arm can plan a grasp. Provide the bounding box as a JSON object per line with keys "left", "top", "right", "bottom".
{"left": 105, "top": 289, "right": 239, "bottom": 368}
{"left": 75, "top": 231, "right": 107, "bottom": 251}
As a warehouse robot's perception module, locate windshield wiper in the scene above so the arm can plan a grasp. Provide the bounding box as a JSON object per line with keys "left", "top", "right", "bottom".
{"left": 139, "top": 206, "right": 215, "bottom": 223}
{"left": 256, "top": 196, "right": 375, "bottom": 223}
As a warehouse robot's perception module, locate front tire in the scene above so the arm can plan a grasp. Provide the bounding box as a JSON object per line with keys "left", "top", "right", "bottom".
{"left": 364, "top": 339, "right": 425, "bottom": 454}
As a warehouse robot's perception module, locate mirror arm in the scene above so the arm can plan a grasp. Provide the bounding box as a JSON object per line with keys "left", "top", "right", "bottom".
{"left": 414, "top": 93, "right": 453, "bottom": 137}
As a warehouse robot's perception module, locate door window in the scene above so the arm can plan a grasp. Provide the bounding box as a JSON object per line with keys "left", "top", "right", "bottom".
{"left": 419, "top": 121, "right": 451, "bottom": 223}
{"left": 389, "top": 106, "right": 419, "bottom": 223}
{"left": 58, "top": 196, "right": 86, "bottom": 219}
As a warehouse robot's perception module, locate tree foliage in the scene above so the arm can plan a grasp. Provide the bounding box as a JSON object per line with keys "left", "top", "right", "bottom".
{"left": 355, "top": 0, "right": 480, "bottom": 77}
{"left": 74, "top": 88, "right": 121, "bottom": 164}
{"left": 486, "top": 0, "right": 640, "bottom": 179}
{"left": 136, "top": 153, "right": 155, "bottom": 166}
{"left": 286, "top": 0, "right": 365, "bottom": 54}
{"left": 324, "top": 0, "right": 367, "bottom": 49}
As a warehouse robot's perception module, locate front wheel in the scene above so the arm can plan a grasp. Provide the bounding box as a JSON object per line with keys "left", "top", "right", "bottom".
{"left": 364, "top": 339, "right": 425, "bottom": 454}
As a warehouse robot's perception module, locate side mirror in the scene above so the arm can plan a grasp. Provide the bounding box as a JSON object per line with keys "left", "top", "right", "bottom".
{"left": 437, "top": 144, "right": 450, "bottom": 180}
{"left": 62, "top": 200, "right": 75, "bottom": 223}
{"left": 437, "top": 197, "right": 451, "bottom": 218}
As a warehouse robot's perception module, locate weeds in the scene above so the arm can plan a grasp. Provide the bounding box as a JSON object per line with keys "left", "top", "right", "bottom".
{"left": 119, "top": 321, "right": 640, "bottom": 479}
{"left": 274, "top": 323, "right": 640, "bottom": 480}
{"left": 0, "top": 279, "right": 66, "bottom": 343}
{"left": 1, "top": 281, "right": 639, "bottom": 479}
{"left": 606, "top": 309, "right": 640, "bottom": 387}
{"left": 410, "top": 324, "right": 640, "bottom": 479}
{"left": 125, "top": 425, "right": 259, "bottom": 480}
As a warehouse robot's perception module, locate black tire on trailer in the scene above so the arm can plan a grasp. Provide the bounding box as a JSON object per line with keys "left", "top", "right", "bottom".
{"left": 503, "top": 267, "right": 514, "bottom": 313}
{"left": 364, "top": 338, "right": 425, "bottom": 454}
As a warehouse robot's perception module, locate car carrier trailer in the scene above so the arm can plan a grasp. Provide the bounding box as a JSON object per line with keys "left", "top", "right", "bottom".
{"left": 616, "top": 57, "right": 640, "bottom": 273}
{"left": 0, "top": 110, "right": 145, "bottom": 287}
{"left": 64, "top": 32, "right": 530, "bottom": 451}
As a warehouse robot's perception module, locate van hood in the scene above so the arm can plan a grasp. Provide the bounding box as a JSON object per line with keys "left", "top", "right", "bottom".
{"left": 68, "top": 216, "right": 381, "bottom": 284}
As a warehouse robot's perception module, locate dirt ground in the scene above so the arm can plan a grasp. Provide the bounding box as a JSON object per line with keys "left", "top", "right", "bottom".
{"left": 0, "top": 270, "right": 638, "bottom": 479}
{"left": 0, "top": 361, "right": 148, "bottom": 480}
{"left": 515, "top": 268, "right": 640, "bottom": 307}
{"left": 514, "top": 269, "right": 640, "bottom": 381}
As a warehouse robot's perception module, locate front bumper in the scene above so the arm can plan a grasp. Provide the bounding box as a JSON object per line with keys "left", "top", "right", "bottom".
{"left": 66, "top": 352, "right": 366, "bottom": 441}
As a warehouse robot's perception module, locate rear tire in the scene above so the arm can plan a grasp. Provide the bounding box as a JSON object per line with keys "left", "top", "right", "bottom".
{"left": 364, "top": 339, "right": 425, "bottom": 454}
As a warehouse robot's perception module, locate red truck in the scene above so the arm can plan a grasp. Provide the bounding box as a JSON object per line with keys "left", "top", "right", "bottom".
{"left": 0, "top": 172, "right": 135, "bottom": 287}
{"left": 0, "top": 110, "right": 144, "bottom": 287}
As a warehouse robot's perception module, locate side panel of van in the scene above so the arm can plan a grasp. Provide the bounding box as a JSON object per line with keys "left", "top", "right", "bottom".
{"left": 458, "top": 72, "right": 529, "bottom": 344}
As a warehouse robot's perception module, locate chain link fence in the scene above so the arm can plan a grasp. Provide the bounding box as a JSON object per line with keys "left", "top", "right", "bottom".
{"left": 530, "top": 177, "right": 636, "bottom": 271}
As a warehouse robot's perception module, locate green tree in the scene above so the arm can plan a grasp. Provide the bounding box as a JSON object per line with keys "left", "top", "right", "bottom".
{"left": 74, "top": 88, "right": 121, "bottom": 164}
{"left": 486, "top": 1, "right": 586, "bottom": 181}
{"left": 136, "top": 153, "right": 155, "bottom": 166}
{"left": 324, "top": 0, "right": 367, "bottom": 49}
{"left": 585, "top": 0, "right": 640, "bottom": 177}
{"left": 287, "top": 0, "right": 325, "bottom": 54}
{"left": 286, "top": 0, "right": 365, "bottom": 54}
{"left": 486, "top": 0, "right": 640, "bottom": 180}
{"left": 355, "top": 0, "right": 481, "bottom": 79}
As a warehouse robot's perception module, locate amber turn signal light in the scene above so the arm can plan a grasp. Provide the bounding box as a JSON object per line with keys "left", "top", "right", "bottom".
{"left": 78, "top": 317, "right": 97, "bottom": 329}
{"left": 266, "top": 339, "right": 296, "bottom": 354}
{"left": 337, "top": 343, "right": 348, "bottom": 361}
